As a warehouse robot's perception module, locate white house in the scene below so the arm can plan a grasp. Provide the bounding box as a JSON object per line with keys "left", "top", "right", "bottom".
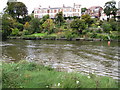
{"left": 34, "top": 3, "right": 81, "bottom": 18}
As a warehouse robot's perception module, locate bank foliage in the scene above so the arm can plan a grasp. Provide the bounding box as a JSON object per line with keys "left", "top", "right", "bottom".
{"left": 1, "top": 1, "right": 119, "bottom": 41}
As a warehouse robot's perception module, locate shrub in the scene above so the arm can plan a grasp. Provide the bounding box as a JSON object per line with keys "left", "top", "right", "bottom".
{"left": 102, "top": 23, "right": 112, "bottom": 33}
{"left": 96, "top": 33, "right": 109, "bottom": 40}
{"left": 22, "top": 30, "right": 29, "bottom": 35}
{"left": 42, "top": 19, "right": 55, "bottom": 34}
{"left": 30, "top": 18, "right": 41, "bottom": 33}
{"left": 11, "top": 28, "right": 19, "bottom": 36}
{"left": 82, "top": 30, "right": 89, "bottom": 35}
{"left": 70, "top": 19, "right": 87, "bottom": 34}
{"left": 17, "top": 23, "right": 23, "bottom": 31}
{"left": 65, "top": 31, "right": 78, "bottom": 40}
{"left": 24, "top": 22, "right": 30, "bottom": 30}
{"left": 109, "top": 21, "right": 118, "bottom": 31}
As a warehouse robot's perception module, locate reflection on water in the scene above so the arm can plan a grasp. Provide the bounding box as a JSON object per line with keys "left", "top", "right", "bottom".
{"left": 1, "top": 40, "right": 119, "bottom": 80}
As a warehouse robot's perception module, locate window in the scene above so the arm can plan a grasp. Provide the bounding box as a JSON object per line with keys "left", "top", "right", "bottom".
{"left": 47, "top": 10, "right": 50, "bottom": 13}
{"left": 54, "top": 10, "right": 57, "bottom": 13}
{"left": 35, "top": 15, "right": 38, "bottom": 18}
{"left": 37, "top": 10, "right": 39, "bottom": 13}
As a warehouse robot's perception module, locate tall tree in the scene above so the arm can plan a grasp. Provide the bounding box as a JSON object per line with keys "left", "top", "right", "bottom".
{"left": 55, "top": 11, "right": 65, "bottom": 26}
{"left": 4, "top": 2, "right": 28, "bottom": 19}
{"left": 81, "top": 14, "right": 94, "bottom": 27}
{"left": 81, "top": 7, "right": 87, "bottom": 13}
{"left": 70, "top": 19, "right": 86, "bottom": 34}
{"left": 2, "top": 14, "right": 16, "bottom": 39}
{"left": 30, "top": 18, "right": 40, "bottom": 33}
{"left": 42, "top": 19, "right": 54, "bottom": 34}
{"left": 104, "top": 1, "right": 117, "bottom": 21}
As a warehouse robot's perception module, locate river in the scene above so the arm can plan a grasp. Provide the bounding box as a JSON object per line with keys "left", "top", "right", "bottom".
{"left": 1, "top": 39, "right": 119, "bottom": 80}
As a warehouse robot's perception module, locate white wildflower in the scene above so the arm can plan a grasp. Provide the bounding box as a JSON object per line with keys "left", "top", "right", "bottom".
{"left": 17, "top": 67, "right": 19, "bottom": 69}
{"left": 76, "top": 81, "right": 79, "bottom": 84}
{"left": 87, "top": 76, "right": 91, "bottom": 79}
{"left": 57, "top": 83, "right": 60, "bottom": 86}
{"left": 46, "top": 86, "right": 49, "bottom": 88}
{"left": 54, "top": 84, "right": 56, "bottom": 86}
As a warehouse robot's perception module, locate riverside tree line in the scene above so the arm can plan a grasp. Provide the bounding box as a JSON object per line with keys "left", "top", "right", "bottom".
{"left": 1, "top": 1, "right": 120, "bottom": 40}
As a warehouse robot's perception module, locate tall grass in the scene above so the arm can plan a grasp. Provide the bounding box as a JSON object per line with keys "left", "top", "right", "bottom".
{"left": 2, "top": 60, "right": 118, "bottom": 88}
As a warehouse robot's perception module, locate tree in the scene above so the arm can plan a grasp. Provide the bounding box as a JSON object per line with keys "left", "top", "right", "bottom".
{"left": 104, "top": 1, "right": 117, "bottom": 21}
{"left": 30, "top": 18, "right": 40, "bottom": 33}
{"left": 102, "top": 22, "right": 112, "bottom": 33}
{"left": 70, "top": 19, "right": 87, "bottom": 34}
{"left": 2, "top": 14, "right": 16, "bottom": 39}
{"left": 22, "top": 16, "right": 31, "bottom": 24}
{"left": 81, "top": 7, "right": 87, "bottom": 13}
{"left": 40, "top": 14, "right": 49, "bottom": 24}
{"left": 4, "top": 2, "right": 28, "bottom": 19}
{"left": 81, "top": 14, "right": 94, "bottom": 27}
{"left": 24, "top": 22, "right": 30, "bottom": 30}
{"left": 55, "top": 11, "right": 65, "bottom": 26}
{"left": 42, "top": 19, "right": 54, "bottom": 34}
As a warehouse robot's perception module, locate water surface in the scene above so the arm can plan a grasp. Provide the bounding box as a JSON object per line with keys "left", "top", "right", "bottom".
{"left": 1, "top": 40, "right": 119, "bottom": 80}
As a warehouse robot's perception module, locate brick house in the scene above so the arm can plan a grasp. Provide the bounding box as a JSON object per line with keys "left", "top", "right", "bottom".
{"left": 87, "top": 6, "right": 103, "bottom": 18}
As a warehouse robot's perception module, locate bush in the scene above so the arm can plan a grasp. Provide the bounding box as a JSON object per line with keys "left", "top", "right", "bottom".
{"left": 82, "top": 30, "right": 89, "bottom": 35}
{"left": 96, "top": 34, "right": 109, "bottom": 40}
{"left": 65, "top": 31, "right": 78, "bottom": 40}
{"left": 109, "top": 21, "right": 118, "bottom": 31}
{"left": 11, "top": 28, "right": 19, "bottom": 36}
{"left": 102, "top": 23, "right": 112, "bottom": 33}
{"left": 30, "top": 18, "right": 41, "bottom": 33}
{"left": 22, "top": 30, "right": 29, "bottom": 35}
{"left": 42, "top": 19, "right": 55, "bottom": 34}
{"left": 16, "top": 23, "right": 23, "bottom": 31}
{"left": 70, "top": 19, "right": 87, "bottom": 34}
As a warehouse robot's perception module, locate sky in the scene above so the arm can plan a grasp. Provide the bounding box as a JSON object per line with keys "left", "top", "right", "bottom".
{"left": 0, "top": 0, "right": 119, "bottom": 14}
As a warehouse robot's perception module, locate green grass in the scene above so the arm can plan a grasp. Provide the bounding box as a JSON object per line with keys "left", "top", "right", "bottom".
{"left": 32, "top": 33, "right": 47, "bottom": 37}
{"left": 2, "top": 60, "right": 118, "bottom": 88}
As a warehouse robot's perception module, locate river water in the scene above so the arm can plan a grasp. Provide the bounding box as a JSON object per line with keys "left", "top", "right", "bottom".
{"left": 1, "top": 39, "right": 119, "bottom": 80}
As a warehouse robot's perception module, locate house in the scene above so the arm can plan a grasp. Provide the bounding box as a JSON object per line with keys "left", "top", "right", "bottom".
{"left": 7, "top": 0, "right": 17, "bottom": 2}
{"left": 116, "top": 1, "right": 120, "bottom": 20}
{"left": 87, "top": 6, "right": 103, "bottom": 18}
{"left": 34, "top": 3, "right": 81, "bottom": 18}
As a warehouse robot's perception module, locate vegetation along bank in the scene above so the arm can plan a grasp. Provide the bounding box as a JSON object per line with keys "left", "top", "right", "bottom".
{"left": 2, "top": 60, "right": 119, "bottom": 88}
{"left": 1, "top": 1, "right": 120, "bottom": 41}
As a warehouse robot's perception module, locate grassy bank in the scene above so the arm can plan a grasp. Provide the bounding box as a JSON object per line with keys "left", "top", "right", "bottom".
{"left": 7, "top": 31, "right": 119, "bottom": 41}
{"left": 2, "top": 60, "right": 118, "bottom": 88}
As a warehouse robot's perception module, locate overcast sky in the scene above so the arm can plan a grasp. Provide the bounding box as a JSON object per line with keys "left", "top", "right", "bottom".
{"left": 0, "top": 0, "right": 119, "bottom": 14}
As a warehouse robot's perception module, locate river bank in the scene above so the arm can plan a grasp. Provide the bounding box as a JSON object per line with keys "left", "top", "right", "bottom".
{"left": 7, "top": 35, "right": 119, "bottom": 42}
{"left": 2, "top": 60, "right": 118, "bottom": 88}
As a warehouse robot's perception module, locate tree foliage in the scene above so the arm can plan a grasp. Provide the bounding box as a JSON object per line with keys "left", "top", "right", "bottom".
{"left": 24, "top": 22, "right": 30, "bottom": 30}
{"left": 30, "top": 18, "right": 40, "bottom": 33}
{"left": 55, "top": 11, "right": 65, "bottom": 26}
{"left": 81, "top": 14, "right": 94, "bottom": 27}
{"left": 4, "top": 2, "right": 28, "bottom": 19}
{"left": 2, "top": 14, "right": 16, "bottom": 39}
{"left": 40, "top": 14, "right": 49, "bottom": 24}
{"left": 104, "top": 1, "right": 117, "bottom": 20}
{"left": 102, "top": 22, "right": 112, "bottom": 33}
{"left": 70, "top": 18, "right": 86, "bottom": 34}
{"left": 81, "top": 8, "right": 87, "bottom": 13}
{"left": 42, "top": 19, "right": 54, "bottom": 34}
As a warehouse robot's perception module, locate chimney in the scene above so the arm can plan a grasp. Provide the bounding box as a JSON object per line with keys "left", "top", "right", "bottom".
{"left": 63, "top": 4, "right": 65, "bottom": 8}
{"left": 74, "top": 3, "right": 75, "bottom": 7}
{"left": 49, "top": 5, "right": 50, "bottom": 8}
